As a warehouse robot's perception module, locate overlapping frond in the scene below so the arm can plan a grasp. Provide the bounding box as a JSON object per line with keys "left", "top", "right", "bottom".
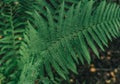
{"left": 0, "top": 0, "right": 39, "bottom": 84}
{"left": 18, "top": 0, "right": 120, "bottom": 84}
{"left": 0, "top": 0, "right": 120, "bottom": 84}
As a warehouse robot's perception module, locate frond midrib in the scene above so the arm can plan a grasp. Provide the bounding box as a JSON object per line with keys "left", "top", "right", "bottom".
{"left": 42, "top": 17, "right": 120, "bottom": 53}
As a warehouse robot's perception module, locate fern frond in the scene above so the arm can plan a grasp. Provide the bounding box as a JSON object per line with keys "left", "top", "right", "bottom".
{"left": 19, "top": 0, "right": 120, "bottom": 84}
{"left": 0, "top": 4, "right": 21, "bottom": 84}
{"left": 0, "top": 0, "right": 39, "bottom": 83}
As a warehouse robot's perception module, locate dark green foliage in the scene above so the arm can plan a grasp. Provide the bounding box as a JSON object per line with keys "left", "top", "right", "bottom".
{"left": 0, "top": 0, "right": 38, "bottom": 83}
{"left": 0, "top": 0, "right": 120, "bottom": 84}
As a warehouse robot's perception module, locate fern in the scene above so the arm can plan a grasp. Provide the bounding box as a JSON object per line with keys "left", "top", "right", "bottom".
{"left": 0, "top": 0, "right": 120, "bottom": 84}
{"left": 18, "top": 0, "right": 120, "bottom": 84}
{"left": 0, "top": 0, "right": 39, "bottom": 84}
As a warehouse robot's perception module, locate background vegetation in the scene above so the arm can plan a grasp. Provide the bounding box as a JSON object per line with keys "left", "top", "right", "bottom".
{"left": 0, "top": 0, "right": 120, "bottom": 84}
